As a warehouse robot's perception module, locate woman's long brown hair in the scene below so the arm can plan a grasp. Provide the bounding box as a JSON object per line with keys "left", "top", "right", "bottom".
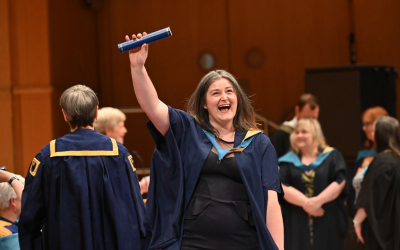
{"left": 186, "top": 70, "right": 258, "bottom": 138}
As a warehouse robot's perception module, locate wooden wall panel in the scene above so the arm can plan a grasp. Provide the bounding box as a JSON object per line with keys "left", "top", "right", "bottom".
{"left": 353, "top": 0, "right": 400, "bottom": 118}
{"left": 13, "top": 92, "right": 53, "bottom": 174}
{"left": 97, "top": 0, "right": 231, "bottom": 163}
{"left": 9, "top": 0, "right": 51, "bottom": 87}
{"left": 4, "top": 0, "right": 400, "bottom": 176}
{"left": 0, "top": 92, "right": 14, "bottom": 171}
{"left": 228, "top": 0, "right": 352, "bottom": 122}
{"left": 97, "top": 0, "right": 230, "bottom": 109}
{"left": 0, "top": 0, "right": 14, "bottom": 171}
{"left": 8, "top": 0, "right": 53, "bottom": 175}
{"left": 47, "top": 1, "right": 99, "bottom": 138}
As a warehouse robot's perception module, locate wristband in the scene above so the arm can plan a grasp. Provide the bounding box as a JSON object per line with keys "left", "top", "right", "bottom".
{"left": 8, "top": 176, "right": 19, "bottom": 187}
{"left": 353, "top": 219, "right": 362, "bottom": 226}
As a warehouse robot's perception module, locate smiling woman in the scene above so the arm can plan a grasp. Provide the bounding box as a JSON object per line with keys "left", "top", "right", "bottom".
{"left": 278, "top": 118, "right": 348, "bottom": 250}
{"left": 186, "top": 71, "right": 258, "bottom": 142}
{"left": 126, "top": 32, "right": 284, "bottom": 250}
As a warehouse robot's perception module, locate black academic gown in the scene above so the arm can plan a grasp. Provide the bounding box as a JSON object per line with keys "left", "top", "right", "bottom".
{"left": 145, "top": 107, "right": 283, "bottom": 250}
{"left": 279, "top": 149, "right": 348, "bottom": 250}
{"left": 19, "top": 128, "right": 150, "bottom": 250}
{"left": 356, "top": 152, "right": 400, "bottom": 250}
{"left": 269, "top": 125, "right": 293, "bottom": 158}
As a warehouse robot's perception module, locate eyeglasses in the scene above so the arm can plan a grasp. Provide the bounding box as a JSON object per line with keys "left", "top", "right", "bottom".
{"left": 362, "top": 122, "right": 373, "bottom": 127}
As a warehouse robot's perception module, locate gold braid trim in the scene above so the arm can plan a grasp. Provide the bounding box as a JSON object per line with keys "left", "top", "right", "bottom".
{"left": 50, "top": 138, "right": 119, "bottom": 157}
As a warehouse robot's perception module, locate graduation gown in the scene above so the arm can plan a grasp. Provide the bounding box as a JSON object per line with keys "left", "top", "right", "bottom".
{"left": 278, "top": 148, "right": 348, "bottom": 250}
{"left": 19, "top": 128, "right": 149, "bottom": 250}
{"left": 269, "top": 125, "right": 294, "bottom": 159}
{"left": 356, "top": 152, "right": 400, "bottom": 250}
{"left": 145, "top": 107, "right": 283, "bottom": 250}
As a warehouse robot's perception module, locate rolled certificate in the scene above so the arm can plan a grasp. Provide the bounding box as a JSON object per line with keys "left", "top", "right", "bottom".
{"left": 118, "top": 27, "right": 172, "bottom": 53}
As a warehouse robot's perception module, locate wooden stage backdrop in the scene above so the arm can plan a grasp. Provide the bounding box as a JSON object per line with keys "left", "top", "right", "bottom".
{"left": 1, "top": 0, "right": 399, "bottom": 175}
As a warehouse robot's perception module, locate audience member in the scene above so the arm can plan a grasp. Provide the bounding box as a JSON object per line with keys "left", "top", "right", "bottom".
{"left": 127, "top": 33, "right": 284, "bottom": 250}
{"left": 354, "top": 116, "right": 400, "bottom": 250}
{"left": 0, "top": 171, "right": 24, "bottom": 237}
{"left": 348, "top": 106, "right": 388, "bottom": 216}
{"left": 279, "top": 118, "right": 347, "bottom": 250}
{"left": 19, "top": 85, "right": 149, "bottom": 250}
{"left": 94, "top": 107, "right": 128, "bottom": 144}
{"left": 270, "top": 94, "right": 319, "bottom": 158}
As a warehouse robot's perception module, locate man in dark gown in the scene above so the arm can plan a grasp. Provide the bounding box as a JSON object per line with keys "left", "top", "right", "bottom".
{"left": 270, "top": 94, "right": 319, "bottom": 158}
{"left": 19, "top": 85, "right": 149, "bottom": 250}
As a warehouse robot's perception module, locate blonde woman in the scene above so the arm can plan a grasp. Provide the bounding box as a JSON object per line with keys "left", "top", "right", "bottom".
{"left": 278, "top": 118, "right": 347, "bottom": 250}
{"left": 94, "top": 107, "right": 128, "bottom": 144}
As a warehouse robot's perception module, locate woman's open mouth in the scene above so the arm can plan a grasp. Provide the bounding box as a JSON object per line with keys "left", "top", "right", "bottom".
{"left": 218, "top": 104, "right": 231, "bottom": 112}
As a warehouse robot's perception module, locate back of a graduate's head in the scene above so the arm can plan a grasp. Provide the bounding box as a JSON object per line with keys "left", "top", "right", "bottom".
{"left": 60, "top": 85, "right": 99, "bottom": 129}
{"left": 375, "top": 116, "right": 400, "bottom": 157}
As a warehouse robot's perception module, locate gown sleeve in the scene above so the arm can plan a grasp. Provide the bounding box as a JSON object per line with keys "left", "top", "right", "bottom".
{"left": 147, "top": 106, "right": 194, "bottom": 145}
{"left": 261, "top": 136, "right": 284, "bottom": 200}
{"left": 145, "top": 106, "right": 194, "bottom": 249}
{"left": 329, "top": 150, "right": 347, "bottom": 184}
{"left": 19, "top": 152, "right": 48, "bottom": 250}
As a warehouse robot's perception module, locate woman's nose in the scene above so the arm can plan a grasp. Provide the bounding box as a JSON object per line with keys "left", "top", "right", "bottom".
{"left": 221, "top": 92, "right": 228, "bottom": 100}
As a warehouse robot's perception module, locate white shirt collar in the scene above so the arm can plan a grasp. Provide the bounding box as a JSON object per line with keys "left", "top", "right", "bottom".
{"left": 282, "top": 116, "right": 298, "bottom": 129}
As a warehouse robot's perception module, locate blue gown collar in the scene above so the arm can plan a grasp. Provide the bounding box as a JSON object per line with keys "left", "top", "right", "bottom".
{"left": 355, "top": 148, "right": 376, "bottom": 162}
{"left": 278, "top": 147, "right": 335, "bottom": 171}
{"left": 203, "top": 129, "right": 262, "bottom": 160}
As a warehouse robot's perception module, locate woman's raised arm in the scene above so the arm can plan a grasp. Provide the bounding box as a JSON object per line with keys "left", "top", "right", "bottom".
{"left": 127, "top": 33, "right": 169, "bottom": 135}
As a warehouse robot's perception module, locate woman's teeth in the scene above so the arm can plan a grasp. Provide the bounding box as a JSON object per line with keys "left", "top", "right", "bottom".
{"left": 218, "top": 105, "right": 230, "bottom": 111}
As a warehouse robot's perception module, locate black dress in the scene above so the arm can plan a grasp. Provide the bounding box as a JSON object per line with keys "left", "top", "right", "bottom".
{"left": 181, "top": 150, "right": 259, "bottom": 250}
{"left": 279, "top": 150, "right": 348, "bottom": 250}
{"left": 356, "top": 152, "right": 400, "bottom": 250}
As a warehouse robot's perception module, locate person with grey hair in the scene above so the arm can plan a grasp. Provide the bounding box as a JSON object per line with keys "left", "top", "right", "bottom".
{"left": 18, "top": 85, "right": 149, "bottom": 250}
{"left": 0, "top": 171, "right": 25, "bottom": 237}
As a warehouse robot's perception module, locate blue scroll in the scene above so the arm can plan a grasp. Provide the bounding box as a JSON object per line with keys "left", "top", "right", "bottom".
{"left": 118, "top": 27, "right": 172, "bottom": 53}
